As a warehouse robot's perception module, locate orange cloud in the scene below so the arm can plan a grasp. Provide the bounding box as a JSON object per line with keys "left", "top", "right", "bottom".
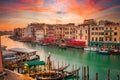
{"left": 20, "top": 0, "right": 35, "bottom": 3}
{"left": 86, "top": 0, "right": 112, "bottom": 5}
{"left": 57, "top": 0, "right": 67, "bottom": 3}
{"left": 29, "top": 7, "right": 57, "bottom": 13}
{"left": 67, "top": 0, "right": 95, "bottom": 18}
{"left": 36, "top": 0, "right": 43, "bottom": 4}
{"left": 0, "top": 0, "right": 46, "bottom": 14}
{"left": 0, "top": 21, "right": 27, "bottom": 31}
{"left": 66, "top": 0, "right": 113, "bottom": 18}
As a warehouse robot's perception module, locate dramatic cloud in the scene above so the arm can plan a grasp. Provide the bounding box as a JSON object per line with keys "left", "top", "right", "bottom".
{"left": 0, "top": 0, "right": 120, "bottom": 30}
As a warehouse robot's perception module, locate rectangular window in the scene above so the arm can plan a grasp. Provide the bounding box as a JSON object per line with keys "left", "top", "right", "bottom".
{"left": 92, "top": 37, "right": 94, "bottom": 41}
{"left": 99, "top": 37, "right": 101, "bottom": 41}
{"left": 96, "top": 28, "right": 98, "bottom": 30}
{"left": 115, "top": 27, "right": 117, "bottom": 30}
{"left": 105, "top": 38, "right": 107, "bottom": 41}
{"left": 114, "top": 38, "right": 116, "bottom": 41}
{"left": 101, "top": 37, "right": 103, "bottom": 41}
{"left": 102, "top": 27, "right": 104, "bottom": 30}
{"left": 114, "top": 32, "right": 117, "bottom": 35}
{"left": 105, "top": 32, "right": 108, "bottom": 35}
{"left": 92, "top": 32, "right": 94, "bottom": 35}
{"left": 85, "top": 30, "right": 87, "bottom": 33}
{"left": 96, "top": 38, "right": 98, "bottom": 41}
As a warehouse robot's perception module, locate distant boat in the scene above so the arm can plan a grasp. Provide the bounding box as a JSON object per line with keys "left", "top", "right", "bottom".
{"left": 97, "top": 48, "right": 109, "bottom": 55}
{"left": 84, "top": 47, "right": 91, "bottom": 51}
{"left": 110, "top": 49, "right": 119, "bottom": 55}
{"left": 84, "top": 47, "right": 98, "bottom": 52}
{"left": 59, "top": 43, "right": 67, "bottom": 49}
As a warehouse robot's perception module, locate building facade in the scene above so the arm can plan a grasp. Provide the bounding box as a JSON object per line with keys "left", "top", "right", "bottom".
{"left": 55, "top": 23, "right": 75, "bottom": 40}
{"left": 90, "top": 20, "right": 120, "bottom": 43}
{"left": 35, "top": 28, "right": 44, "bottom": 41}
{"left": 46, "top": 25, "right": 55, "bottom": 39}
{"left": 75, "top": 24, "right": 90, "bottom": 45}
{"left": 55, "top": 24, "right": 64, "bottom": 40}
{"left": 64, "top": 23, "right": 75, "bottom": 40}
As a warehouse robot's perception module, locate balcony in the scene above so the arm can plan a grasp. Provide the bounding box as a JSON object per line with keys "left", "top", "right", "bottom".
{"left": 104, "top": 35, "right": 112, "bottom": 37}
{"left": 104, "top": 30, "right": 113, "bottom": 32}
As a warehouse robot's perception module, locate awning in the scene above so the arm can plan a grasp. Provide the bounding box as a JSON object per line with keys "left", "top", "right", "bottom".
{"left": 24, "top": 61, "right": 45, "bottom": 67}
{"left": 4, "top": 56, "right": 17, "bottom": 60}
{"left": 90, "top": 41, "right": 120, "bottom": 46}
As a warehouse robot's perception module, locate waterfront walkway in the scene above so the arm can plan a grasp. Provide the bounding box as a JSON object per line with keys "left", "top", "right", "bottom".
{"left": 4, "top": 69, "right": 34, "bottom": 80}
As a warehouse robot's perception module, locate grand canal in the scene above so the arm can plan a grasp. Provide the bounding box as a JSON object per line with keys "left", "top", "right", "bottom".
{"left": 1, "top": 35, "right": 120, "bottom": 80}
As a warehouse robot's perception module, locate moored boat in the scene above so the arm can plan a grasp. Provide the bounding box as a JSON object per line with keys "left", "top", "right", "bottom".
{"left": 109, "top": 49, "right": 119, "bottom": 55}
{"left": 84, "top": 47, "right": 91, "bottom": 51}
{"left": 91, "top": 47, "right": 98, "bottom": 52}
{"left": 59, "top": 43, "right": 67, "bottom": 49}
{"left": 84, "top": 47, "right": 98, "bottom": 52}
{"left": 97, "top": 48, "right": 109, "bottom": 55}
{"left": 23, "top": 54, "right": 80, "bottom": 80}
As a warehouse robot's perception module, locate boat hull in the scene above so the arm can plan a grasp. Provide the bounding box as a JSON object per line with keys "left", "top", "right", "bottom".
{"left": 97, "top": 51, "right": 109, "bottom": 55}
{"left": 109, "top": 49, "right": 120, "bottom": 55}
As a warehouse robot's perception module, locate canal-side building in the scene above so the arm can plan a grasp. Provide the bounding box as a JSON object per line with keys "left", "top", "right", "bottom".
{"left": 64, "top": 23, "right": 75, "bottom": 40}
{"left": 75, "top": 24, "right": 90, "bottom": 46}
{"left": 14, "top": 28, "right": 22, "bottom": 39}
{"left": 35, "top": 27, "right": 44, "bottom": 41}
{"left": 90, "top": 20, "right": 120, "bottom": 43}
{"left": 21, "top": 28, "right": 27, "bottom": 38}
{"left": 46, "top": 25, "right": 55, "bottom": 39}
{"left": 43, "top": 24, "right": 48, "bottom": 38}
{"left": 55, "top": 23, "right": 75, "bottom": 40}
{"left": 75, "top": 19, "right": 96, "bottom": 46}
{"left": 55, "top": 24, "right": 65, "bottom": 40}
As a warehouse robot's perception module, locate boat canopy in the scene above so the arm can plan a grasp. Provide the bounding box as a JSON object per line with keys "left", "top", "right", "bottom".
{"left": 24, "top": 61, "right": 45, "bottom": 67}
{"left": 2, "top": 50, "right": 17, "bottom": 57}
{"left": 8, "top": 48, "right": 36, "bottom": 53}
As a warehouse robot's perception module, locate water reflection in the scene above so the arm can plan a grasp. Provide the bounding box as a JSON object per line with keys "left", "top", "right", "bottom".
{"left": 1, "top": 35, "right": 120, "bottom": 80}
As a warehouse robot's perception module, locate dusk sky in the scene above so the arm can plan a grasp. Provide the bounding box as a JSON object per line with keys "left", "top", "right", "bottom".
{"left": 0, "top": 0, "right": 120, "bottom": 30}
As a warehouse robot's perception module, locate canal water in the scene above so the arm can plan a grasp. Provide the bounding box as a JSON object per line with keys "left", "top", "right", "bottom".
{"left": 1, "top": 35, "right": 120, "bottom": 80}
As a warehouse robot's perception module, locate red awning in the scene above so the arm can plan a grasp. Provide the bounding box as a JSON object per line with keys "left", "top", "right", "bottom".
{"left": 23, "top": 37, "right": 35, "bottom": 41}
{"left": 66, "top": 41, "right": 86, "bottom": 46}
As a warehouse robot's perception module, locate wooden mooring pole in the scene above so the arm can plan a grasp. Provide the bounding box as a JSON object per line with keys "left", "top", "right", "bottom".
{"left": 108, "top": 69, "right": 110, "bottom": 80}
{"left": 96, "top": 72, "right": 98, "bottom": 80}
{"left": 72, "top": 64, "right": 74, "bottom": 80}
{"left": 84, "top": 67, "right": 86, "bottom": 80}
{"left": 82, "top": 66, "right": 84, "bottom": 80}
{"left": 77, "top": 68, "right": 79, "bottom": 80}
{"left": 87, "top": 66, "right": 89, "bottom": 80}
{"left": 117, "top": 75, "right": 119, "bottom": 80}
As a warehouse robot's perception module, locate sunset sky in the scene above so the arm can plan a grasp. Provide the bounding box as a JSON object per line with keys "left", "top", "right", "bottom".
{"left": 0, "top": 0, "right": 120, "bottom": 30}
